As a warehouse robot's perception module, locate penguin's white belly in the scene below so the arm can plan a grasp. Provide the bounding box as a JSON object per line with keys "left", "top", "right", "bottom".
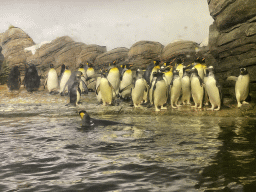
{"left": 181, "top": 76, "right": 191, "bottom": 99}
{"left": 76, "top": 90, "right": 80, "bottom": 103}
{"left": 120, "top": 73, "right": 133, "bottom": 97}
{"left": 132, "top": 79, "right": 146, "bottom": 105}
{"left": 235, "top": 75, "right": 249, "bottom": 101}
{"left": 100, "top": 78, "right": 112, "bottom": 103}
{"left": 206, "top": 77, "right": 220, "bottom": 106}
{"left": 171, "top": 78, "right": 182, "bottom": 102}
{"left": 191, "top": 77, "right": 204, "bottom": 104}
{"left": 59, "top": 73, "right": 71, "bottom": 93}
{"left": 154, "top": 81, "right": 167, "bottom": 106}
{"left": 47, "top": 70, "right": 58, "bottom": 92}
{"left": 107, "top": 71, "right": 120, "bottom": 93}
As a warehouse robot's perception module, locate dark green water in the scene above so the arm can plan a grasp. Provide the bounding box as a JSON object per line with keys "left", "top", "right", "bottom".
{"left": 0, "top": 103, "right": 256, "bottom": 191}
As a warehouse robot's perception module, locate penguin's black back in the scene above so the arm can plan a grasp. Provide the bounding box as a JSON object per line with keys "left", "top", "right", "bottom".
{"left": 7, "top": 66, "right": 21, "bottom": 90}
{"left": 24, "top": 64, "right": 40, "bottom": 92}
{"left": 70, "top": 81, "right": 80, "bottom": 105}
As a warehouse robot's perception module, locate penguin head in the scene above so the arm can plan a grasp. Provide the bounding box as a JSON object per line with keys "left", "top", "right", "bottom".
{"left": 191, "top": 67, "right": 199, "bottom": 76}
{"left": 50, "top": 64, "right": 54, "bottom": 68}
{"left": 79, "top": 110, "right": 91, "bottom": 126}
{"left": 173, "top": 70, "right": 179, "bottom": 76}
{"left": 61, "top": 64, "right": 65, "bottom": 70}
{"left": 153, "top": 60, "right": 161, "bottom": 66}
{"left": 79, "top": 63, "right": 84, "bottom": 68}
{"left": 207, "top": 66, "right": 215, "bottom": 76}
{"left": 176, "top": 58, "right": 183, "bottom": 64}
{"left": 11, "top": 66, "right": 20, "bottom": 76}
{"left": 240, "top": 68, "right": 248, "bottom": 75}
{"left": 65, "top": 66, "right": 69, "bottom": 70}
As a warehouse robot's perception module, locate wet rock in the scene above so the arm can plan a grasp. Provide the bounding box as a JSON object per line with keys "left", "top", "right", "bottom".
{"left": 128, "top": 41, "right": 163, "bottom": 69}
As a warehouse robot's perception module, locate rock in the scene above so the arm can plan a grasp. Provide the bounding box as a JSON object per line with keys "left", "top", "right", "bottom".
{"left": 0, "top": 46, "right": 4, "bottom": 72}
{"left": 128, "top": 41, "right": 163, "bottom": 69}
{"left": 94, "top": 47, "right": 129, "bottom": 68}
{"left": 1, "top": 27, "right": 35, "bottom": 75}
{"left": 161, "top": 40, "right": 199, "bottom": 65}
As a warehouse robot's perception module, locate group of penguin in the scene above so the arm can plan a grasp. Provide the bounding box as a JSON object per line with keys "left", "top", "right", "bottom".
{"left": 7, "top": 57, "right": 250, "bottom": 112}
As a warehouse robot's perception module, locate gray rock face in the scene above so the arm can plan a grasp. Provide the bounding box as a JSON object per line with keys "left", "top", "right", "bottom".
{"left": 128, "top": 41, "right": 163, "bottom": 69}
{"left": 207, "top": 0, "right": 256, "bottom": 102}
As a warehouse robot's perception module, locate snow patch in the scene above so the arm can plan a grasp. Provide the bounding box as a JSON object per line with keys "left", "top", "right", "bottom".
{"left": 200, "top": 36, "right": 208, "bottom": 47}
{"left": 24, "top": 41, "right": 52, "bottom": 55}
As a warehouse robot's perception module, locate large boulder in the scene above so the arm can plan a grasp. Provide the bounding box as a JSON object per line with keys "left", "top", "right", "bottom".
{"left": 161, "top": 40, "right": 199, "bottom": 65}
{"left": 127, "top": 41, "right": 163, "bottom": 69}
{"left": 1, "top": 27, "right": 35, "bottom": 75}
{"left": 207, "top": 0, "right": 256, "bottom": 102}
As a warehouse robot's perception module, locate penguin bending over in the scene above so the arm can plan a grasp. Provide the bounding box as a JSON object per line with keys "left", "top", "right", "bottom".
{"left": 79, "top": 110, "right": 132, "bottom": 128}
{"left": 170, "top": 70, "right": 182, "bottom": 108}
{"left": 44, "top": 64, "right": 58, "bottom": 94}
{"left": 190, "top": 68, "right": 204, "bottom": 109}
{"left": 227, "top": 68, "right": 250, "bottom": 107}
{"left": 7, "top": 66, "right": 21, "bottom": 91}
{"left": 24, "top": 64, "right": 41, "bottom": 92}
{"left": 205, "top": 66, "right": 221, "bottom": 110}
{"left": 59, "top": 66, "right": 72, "bottom": 95}
{"left": 152, "top": 72, "right": 168, "bottom": 111}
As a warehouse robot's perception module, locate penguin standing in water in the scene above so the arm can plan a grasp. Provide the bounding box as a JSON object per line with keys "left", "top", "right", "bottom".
{"left": 152, "top": 71, "right": 168, "bottom": 111}
{"left": 119, "top": 64, "right": 133, "bottom": 100}
{"left": 24, "top": 64, "right": 41, "bottom": 92}
{"left": 190, "top": 67, "right": 204, "bottom": 109}
{"left": 44, "top": 64, "right": 58, "bottom": 94}
{"left": 7, "top": 66, "right": 21, "bottom": 91}
{"left": 59, "top": 66, "right": 72, "bottom": 95}
{"left": 69, "top": 72, "right": 82, "bottom": 106}
{"left": 205, "top": 66, "right": 221, "bottom": 110}
{"left": 170, "top": 70, "right": 182, "bottom": 108}
{"left": 227, "top": 68, "right": 250, "bottom": 107}
{"left": 107, "top": 60, "right": 120, "bottom": 97}
{"left": 132, "top": 69, "right": 148, "bottom": 108}
{"left": 181, "top": 66, "right": 191, "bottom": 105}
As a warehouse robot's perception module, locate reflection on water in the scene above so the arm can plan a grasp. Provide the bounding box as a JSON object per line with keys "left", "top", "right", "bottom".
{"left": 0, "top": 111, "right": 255, "bottom": 191}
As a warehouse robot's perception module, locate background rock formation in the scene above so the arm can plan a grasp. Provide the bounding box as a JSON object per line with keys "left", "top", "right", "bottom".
{"left": 207, "top": 0, "right": 256, "bottom": 101}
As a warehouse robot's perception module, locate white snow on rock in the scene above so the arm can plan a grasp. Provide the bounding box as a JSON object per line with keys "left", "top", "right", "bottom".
{"left": 200, "top": 36, "right": 208, "bottom": 47}
{"left": 24, "top": 41, "right": 52, "bottom": 55}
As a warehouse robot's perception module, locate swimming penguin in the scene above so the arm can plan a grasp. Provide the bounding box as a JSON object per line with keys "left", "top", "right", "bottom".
{"left": 69, "top": 72, "right": 82, "bottom": 106}
{"left": 181, "top": 66, "right": 191, "bottom": 105}
{"left": 190, "top": 67, "right": 204, "bottom": 109}
{"left": 119, "top": 64, "right": 133, "bottom": 100}
{"left": 44, "top": 64, "right": 58, "bottom": 94}
{"left": 79, "top": 110, "right": 132, "bottom": 128}
{"left": 86, "top": 62, "right": 96, "bottom": 92}
{"left": 152, "top": 71, "right": 168, "bottom": 111}
{"left": 107, "top": 60, "right": 120, "bottom": 96}
{"left": 97, "top": 71, "right": 115, "bottom": 106}
{"left": 205, "top": 66, "right": 221, "bottom": 110}
{"left": 7, "top": 66, "right": 21, "bottom": 91}
{"left": 170, "top": 70, "right": 182, "bottom": 108}
{"left": 24, "top": 64, "right": 41, "bottom": 92}
{"left": 227, "top": 68, "right": 250, "bottom": 107}
{"left": 59, "top": 66, "right": 72, "bottom": 95}
{"left": 132, "top": 69, "right": 148, "bottom": 108}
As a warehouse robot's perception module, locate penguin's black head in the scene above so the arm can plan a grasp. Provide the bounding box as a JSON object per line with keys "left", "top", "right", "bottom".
{"left": 176, "top": 58, "right": 183, "bottom": 64}
{"left": 191, "top": 68, "right": 198, "bottom": 76}
{"left": 65, "top": 66, "right": 69, "bottom": 70}
{"left": 88, "top": 62, "right": 93, "bottom": 68}
{"left": 240, "top": 68, "right": 248, "bottom": 75}
{"left": 79, "top": 64, "right": 84, "bottom": 68}
{"left": 173, "top": 70, "right": 179, "bottom": 76}
{"left": 153, "top": 60, "right": 161, "bottom": 66}
{"left": 79, "top": 110, "right": 91, "bottom": 125}
{"left": 50, "top": 64, "right": 54, "bottom": 68}
{"left": 194, "top": 57, "right": 201, "bottom": 63}
{"left": 126, "top": 64, "right": 133, "bottom": 69}
{"left": 12, "top": 66, "right": 20, "bottom": 76}
{"left": 61, "top": 64, "right": 65, "bottom": 69}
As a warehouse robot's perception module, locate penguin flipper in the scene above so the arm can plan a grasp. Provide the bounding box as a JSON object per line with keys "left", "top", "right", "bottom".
{"left": 199, "top": 76, "right": 204, "bottom": 86}
{"left": 96, "top": 84, "right": 100, "bottom": 95}
{"left": 226, "top": 76, "right": 238, "bottom": 81}
{"left": 119, "top": 84, "right": 133, "bottom": 93}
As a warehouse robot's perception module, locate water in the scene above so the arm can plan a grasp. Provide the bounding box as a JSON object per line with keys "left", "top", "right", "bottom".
{"left": 0, "top": 92, "right": 256, "bottom": 191}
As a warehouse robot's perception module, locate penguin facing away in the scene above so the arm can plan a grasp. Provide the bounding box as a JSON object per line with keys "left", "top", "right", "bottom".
{"left": 190, "top": 67, "right": 204, "bottom": 109}
{"left": 44, "top": 64, "right": 58, "bottom": 94}
{"left": 152, "top": 71, "right": 168, "bottom": 111}
{"left": 205, "top": 66, "right": 221, "bottom": 110}
{"left": 170, "top": 70, "right": 182, "bottom": 108}
{"left": 227, "top": 68, "right": 250, "bottom": 107}
{"left": 7, "top": 66, "right": 21, "bottom": 91}
{"left": 24, "top": 64, "right": 41, "bottom": 92}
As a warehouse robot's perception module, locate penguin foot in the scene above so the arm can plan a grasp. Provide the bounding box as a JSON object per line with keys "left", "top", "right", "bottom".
{"left": 171, "top": 105, "right": 177, "bottom": 109}
{"left": 161, "top": 106, "right": 167, "bottom": 110}
{"left": 207, "top": 107, "right": 214, "bottom": 111}
{"left": 237, "top": 102, "right": 242, "bottom": 108}
{"left": 214, "top": 107, "right": 220, "bottom": 111}
{"left": 242, "top": 101, "right": 249, "bottom": 105}
{"left": 155, "top": 107, "right": 161, "bottom": 112}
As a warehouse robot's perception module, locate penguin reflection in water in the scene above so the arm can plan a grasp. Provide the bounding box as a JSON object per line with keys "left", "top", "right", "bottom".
{"left": 79, "top": 110, "right": 132, "bottom": 128}
{"left": 7, "top": 66, "right": 21, "bottom": 91}
{"left": 227, "top": 68, "right": 250, "bottom": 108}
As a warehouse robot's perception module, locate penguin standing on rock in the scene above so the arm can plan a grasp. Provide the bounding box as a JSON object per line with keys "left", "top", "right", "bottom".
{"left": 152, "top": 71, "right": 168, "bottom": 111}
{"left": 44, "top": 64, "right": 58, "bottom": 94}
{"left": 24, "top": 64, "right": 41, "bottom": 92}
{"left": 59, "top": 66, "right": 72, "bottom": 95}
{"left": 190, "top": 68, "right": 204, "bottom": 109}
{"left": 227, "top": 68, "right": 250, "bottom": 107}
{"left": 170, "top": 70, "right": 182, "bottom": 108}
{"left": 7, "top": 66, "right": 21, "bottom": 91}
{"left": 205, "top": 66, "right": 221, "bottom": 110}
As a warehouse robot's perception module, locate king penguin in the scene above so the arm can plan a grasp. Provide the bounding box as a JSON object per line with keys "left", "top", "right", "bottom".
{"left": 86, "top": 62, "right": 96, "bottom": 92}
{"left": 152, "top": 71, "right": 168, "bottom": 111}
{"left": 69, "top": 72, "right": 82, "bottom": 106}
{"left": 59, "top": 66, "right": 72, "bottom": 95}
{"left": 170, "top": 70, "right": 182, "bottom": 108}
{"left": 107, "top": 60, "right": 120, "bottom": 97}
{"left": 205, "top": 66, "right": 221, "bottom": 110}
{"left": 7, "top": 66, "right": 21, "bottom": 91}
{"left": 44, "top": 64, "right": 58, "bottom": 94}
{"left": 175, "top": 58, "right": 184, "bottom": 78}
{"left": 24, "top": 64, "right": 41, "bottom": 92}
{"left": 119, "top": 64, "right": 133, "bottom": 100}
{"left": 59, "top": 64, "right": 65, "bottom": 82}
{"left": 181, "top": 66, "right": 191, "bottom": 105}
{"left": 78, "top": 64, "right": 87, "bottom": 94}
{"left": 132, "top": 69, "right": 148, "bottom": 108}
{"left": 190, "top": 67, "right": 204, "bottom": 109}
{"left": 227, "top": 68, "right": 250, "bottom": 107}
